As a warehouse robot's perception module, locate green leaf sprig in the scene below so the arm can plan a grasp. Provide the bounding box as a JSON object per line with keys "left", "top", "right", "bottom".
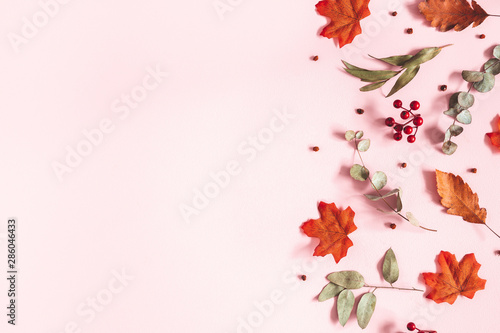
{"left": 343, "top": 45, "right": 451, "bottom": 97}
{"left": 345, "top": 130, "right": 436, "bottom": 232}
{"left": 442, "top": 45, "right": 500, "bottom": 155}
{"left": 318, "top": 248, "right": 422, "bottom": 329}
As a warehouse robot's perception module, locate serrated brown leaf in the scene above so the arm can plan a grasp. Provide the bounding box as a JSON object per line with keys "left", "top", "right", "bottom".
{"left": 300, "top": 202, "right": 357, "bottom": 263}
{"left": 316, "top": 0, "right": 371, "bottom": 48}
{"left": 418, "top": 0, "right": 489, "bottom": 32}
{"left": 435, "top": 169, "right": 486, "bottom": 224}
{"left": 423, "top": 251, "right": 486, "bottom": 304}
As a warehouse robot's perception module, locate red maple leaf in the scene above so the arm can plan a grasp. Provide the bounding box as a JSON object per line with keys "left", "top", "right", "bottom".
{"left": 422, "top": 251, "right": 486, "bottom": 304}
{"left": 300, "top": 202, "right": 357, "bottom": 263}
{"left": 486, "top": 115, "right": 500, "bottom": 148}
{"left": 316, "top": 0, "right": 371, "bottom": 48}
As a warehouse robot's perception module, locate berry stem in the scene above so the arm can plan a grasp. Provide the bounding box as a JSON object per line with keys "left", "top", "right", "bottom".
{"left": 364, "top": 284, "right": 424, "bottom": 292}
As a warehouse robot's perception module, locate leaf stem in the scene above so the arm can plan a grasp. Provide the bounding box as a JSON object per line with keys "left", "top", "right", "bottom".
{"left": 364, "top": 284, "right": 423, "bottom": 292}
{"left": 485, "top": 223, "right": 500, "bottom": 239}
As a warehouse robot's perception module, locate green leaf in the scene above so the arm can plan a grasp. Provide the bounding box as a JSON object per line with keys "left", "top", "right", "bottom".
{"left": 448, "top": 92, "right": 462, "bottom": 109}
{"left": 345, "top": 130, "right": 356, "bottom": 141}
{"left": 318, "top": 282, "right": 344, "bottom": 302}
{"left": 355, "top": 131, "right": 364, "bottom": 139}
{"left": 457, "top": 92, "right": 474, "bottom": 108}
{"left": 327, "top": 271, "right": 365, "bottom": 289}
{"left": 442, "top": 141, "right": 458, "bottom": 155}
{"left": 371, "top": 171, "right": 387, "bottom": 190}
{"left": 345, "top": 68, "right": 400, "bottom": 82}
{"left": 462, "top": 70, "right": 484, "bottom": 83}
{"left": 387, "top": 66, "right": 420, "bottom": 97}
{"left": 370, "top": 54, "right": 413, "bottom": 66}
{"left": 444, "top": 124, "right": 463, "bottom": 142}
{"left": 360, "top": 81, "right": 387, "bottom": 92}
{"left": 364, "top": 188, "right": 400, "bottom": 201}
{"left": 456, "top": 110, "right": 472, "bottom": 124}
{"left": 396, "top": 190, "right": 403, "bottom": 213}
{"left": 494, "top": 45, "right": 500, "bottom": 59}
{"left": 382, "top": 248, "right": 399, "bottom": 284}
{"left": 401, "top": 46, "right": 444, "bottom": 68}
{"left": 337, "top": 290, "right": 355, "bottom": 326}
{"left": 406, "top": 212, "right": 420, "bottom": 227}
{"left": 357, "top": 293, "right": 377, "bottom": 329}
{"left": 484, "top": 58, "right": 500, "bottom": 76}
{"left": 473, "top": 72, "right": 495, "bottom": 93}
{"left": 342, "top": 60, "right": 369, "bottom": 71}
{"left": 350, "top": 164, "right": 369, "bottom": 181}
{"left": 443, "top": 108, "right": 460, "bottom": 117}
{"left": 357, "top": 139, "right": 370, "bottom": 152}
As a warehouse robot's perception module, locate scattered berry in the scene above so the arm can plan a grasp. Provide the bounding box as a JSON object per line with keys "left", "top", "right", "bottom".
{"left": 400, "top": 111, "right": 410, "bottom": 119}
{"left": 356, "top": 108, "right": 365, "bottom": 114}
{"left": 385, "top": 117, "right": 396, "bottom": 127}
{"left": 410, "top": 101, "right": 420, "bottom": 110}
{"left": 413, "top": 116, "right": 423, "bottom": 126}
{"left": 394, "top": 124, "right": 403, "bottom": 132}
{"left": 406, "top": 28, "right": 413, "bottom": 34}
{"left": 440, "top": 84, "right": 447, "bottom": 91}
{"left": 391, "top": 11, "right": 397, "bottom": 16}
{"left": 479, "top": 34, "right": 486, "bottom": 39}
{"left": 390, "top": 223, "right": 396, "bottom": 229}
{"left": 495, "top": 250, "right": 500, "bottom": 256}
{"left": 393, "top": 100, "right": 403, "bottom": 108}
{"left": 471, "top": 167, "right": 477, "bottom": 173}
{"left": 312, "top": 146, "right": 319, "bottom": 152}
{"left": 407, "top": 135, "right": 416, "bottom": 143}
{"left": 312, "top": 55, "right": 319, "bottom": 61}
{"left": 407, "top": 322, "right": 417, "bottom": 331}
{"left": 401, "top": 162, "right": 407, "bottom": 168}
{"left": 394, "top": 132, "right": 403, "bottom": 141}
{"left": 301, "top": 275, "right": 307, "bottom": 281}
{"left": 404, "top": 126, "right": 413, "bottom": 135}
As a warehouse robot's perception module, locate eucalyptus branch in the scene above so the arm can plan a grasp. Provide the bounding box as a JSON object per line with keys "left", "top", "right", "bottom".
{"left": 365, "top": 284, "right": 424, "bottom": 292}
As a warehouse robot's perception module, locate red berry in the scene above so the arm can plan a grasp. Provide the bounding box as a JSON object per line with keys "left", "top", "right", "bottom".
{"left": 393, "top": 100, "right": 403, "bottom": 108}
{"left": 413, "top": 116, "right": 423, "bottom": 126}
{"left": 400, "top": 111, "right": 410, "bottom": 119}
{"left": 394, "top": 124, "right": 403, "bottom": 132}
{"left": 407, "top": 135, "right": 416, "bottom": 143}
{"left": 385, "top": 117, "right": 395, "bottom": 126}
{"left": 410, "top": 101, "right": 420, "bottom": 110}
{"left": 394, "top": 132, "right": 403, "bottom": 141}
{"left": 404, "top": 126, "right": 413, "bottom": 134}
{"left": 407, "top": 322, "right": 417, "bottom": 331}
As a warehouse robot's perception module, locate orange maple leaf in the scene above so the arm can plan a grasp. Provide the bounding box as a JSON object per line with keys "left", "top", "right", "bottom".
{"left": 316, "top": 0, "right": 371, "bottom": 48}
{"left": 300, "top": 202, "right": 357, "bottom": 263}
{"left": 423, "top": 251, "right": 486, "bottom": 304}
{"left": 418, "top": 0, "right": 489, "bottom": 32}
{"left": 486, "top": 115, "right": 500, "bottom": 148}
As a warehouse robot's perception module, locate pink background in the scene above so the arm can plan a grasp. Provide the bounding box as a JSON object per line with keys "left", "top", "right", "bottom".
{"left": 1, "top": 0, "right": 500, "bottom": 332}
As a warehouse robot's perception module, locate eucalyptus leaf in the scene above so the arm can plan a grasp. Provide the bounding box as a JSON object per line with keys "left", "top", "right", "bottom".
{"left": 442, "top": 140, "right": 458, "bottom": 155}
{"left": 448, "top": 92, "right": 461, "bottom": 109}
{"left": 350, "top": 164, "right": 369, "bottom": 181}
{"left": 494, "top": 45, "right": 500, "bottom": 60}
{"left": 370, "top": 54, "right": 413, "bottom": 66}
{"left": 456, "top": 110, "right": 472, "bottom": 124}
{"left": 345, "top": 130, "right": 356, "bottom": 141}
{"left": 355, "top": 131, "right": 364, "bottom": 139}
{"left": 318, "top": 282, "right": 344, "bottom": 302}
{"left": 484, "top": 58, "right": 500, "bottom": 76}
{"left": 357, "top": 293, "right": 377, "bottom": 329}
{"left": 327, "top": 271, "right": 365, "bottom": 289}
{"left": 382, "top": 248, "right": 399, "bottom": 284}
{"left": 357, "top": 139, "right": 370, "bottom": 152}
{"left": 387, "top": 66, "right": 420, "bottom": 97}
{"left": 345, "top": 68, "right": 400, "bottom": 82}
{"left": 364, "top": 188, "right": 400, "bottom": 201}
{"left": 396, "top": 190, "right": 403, "bottom": 213}
{"left": 473, "top": 72, "right": 495, "bottom": 93}
{"left": 406, "top": 212, "right": 420, "bottom": 227}
{"left": 337, "top": 290, "right": 355, "bottom": 326}
{"left": 371, "top": 171, "right": 387, "bottom": 190}
{"left": 402, "top": 46, "right": 443, "bottom": 68}
{"left": 462, "top": 70, "right": 484, "bottom": 83}
{"left": 457, "top": 92, "right": 475, "bottom": 108}
{"left": 360, "top": 81, "right": 387, "bottom": 92}
{"left": 449, "top": 124, "right": 464, "bottom": 136}
{"left": 443, "top": 108, "right": 460, "bottom": 117}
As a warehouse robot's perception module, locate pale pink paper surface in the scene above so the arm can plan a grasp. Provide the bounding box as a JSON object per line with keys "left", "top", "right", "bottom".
{"left": 0, "top": 0, "right": 500, "bottom": 332}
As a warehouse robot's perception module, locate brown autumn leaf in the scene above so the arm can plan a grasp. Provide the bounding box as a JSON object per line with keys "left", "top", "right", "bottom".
{"left": 316, "top": 0, "right": 371, "bottom": 48}
{"left": 418, "top": 0, "right": 489, "bottom": 32}
{"left": 423, "top": 251, "right": 486, "bottom": 304}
